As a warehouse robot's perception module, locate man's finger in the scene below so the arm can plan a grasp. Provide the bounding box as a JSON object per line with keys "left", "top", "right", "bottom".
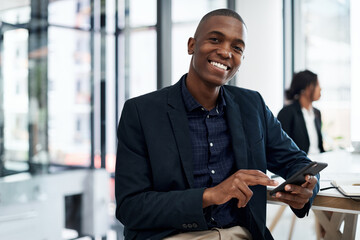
{"left": 276, "top": 190, "right": 309, "bottom": 202}
{"left": 235, "top": 172, "right": 278, "bottom": 186}
{"left": 300, "top": 175, "right": 317, "bottom": 189}
{"left": 277, "top": 198, "right": 307, "bottom": 209}
{"left": 238, "top": 169, "right": 269, "bottom": 176}
{"left": 306, "top": 175, "right": 317, "bottom": 185}
{"left": 232, "top": 178, "right": 253, "bottom": 207}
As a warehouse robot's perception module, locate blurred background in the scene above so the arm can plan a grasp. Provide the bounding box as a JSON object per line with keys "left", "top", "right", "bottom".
{"left": 0, "top": 0, "right": 359, "bottom": 239}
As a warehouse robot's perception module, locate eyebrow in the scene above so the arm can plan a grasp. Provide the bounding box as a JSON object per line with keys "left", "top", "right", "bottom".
{"left": 208, "top": 30, "right": 245, "bottom": 48}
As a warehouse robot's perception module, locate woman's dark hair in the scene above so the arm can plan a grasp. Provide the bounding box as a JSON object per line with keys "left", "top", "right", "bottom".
{"left": 285, "top": 70, "right": 318, "bottom": 100}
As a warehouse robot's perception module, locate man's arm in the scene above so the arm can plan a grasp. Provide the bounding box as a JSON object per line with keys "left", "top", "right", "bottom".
{"left": 259, "top": 95, "right": 320, "bottom": 217}
{"left": 115, "top": 100, "right": 208, "bottom": 231}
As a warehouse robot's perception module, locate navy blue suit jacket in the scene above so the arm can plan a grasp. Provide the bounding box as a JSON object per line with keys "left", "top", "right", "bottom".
{"left": 115, "top": 78, "right": 319, "bottom": 240}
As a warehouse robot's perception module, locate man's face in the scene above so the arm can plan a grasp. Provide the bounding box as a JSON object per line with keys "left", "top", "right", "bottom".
{"left": 188, "top": 15, "right": 247, "bottom": 87}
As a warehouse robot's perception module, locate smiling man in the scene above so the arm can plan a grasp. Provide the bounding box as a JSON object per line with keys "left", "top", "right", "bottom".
{"left": 115, "top": 9, "right": 319, "bottom": 240}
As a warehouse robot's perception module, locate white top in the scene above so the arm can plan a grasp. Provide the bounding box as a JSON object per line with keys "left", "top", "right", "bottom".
{"left": 302, "top": 107, "right": 320, "bottom": 155}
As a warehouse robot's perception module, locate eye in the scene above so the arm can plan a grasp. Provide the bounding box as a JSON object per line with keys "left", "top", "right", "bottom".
{"left": 209, "top": 38, "right": 219, "bottom": 43}
{"left": 233, "top": 46, "right": 244, "bottom": 55}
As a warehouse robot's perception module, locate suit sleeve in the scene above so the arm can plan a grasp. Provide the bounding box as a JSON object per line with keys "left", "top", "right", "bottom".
{"left": 115, "top": 100, "right": 208, "bottom": 231}
{"left": 258, "top": 95, "right": 319, "bottom": 218}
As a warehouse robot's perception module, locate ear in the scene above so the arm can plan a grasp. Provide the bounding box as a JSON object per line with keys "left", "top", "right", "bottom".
{"left": 187, "top": 37, "right": 195, "bottom": 55}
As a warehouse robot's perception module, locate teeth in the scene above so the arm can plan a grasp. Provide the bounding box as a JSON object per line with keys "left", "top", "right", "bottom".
{"left": 210, "top": 61, "right": 227, "bottom": 70}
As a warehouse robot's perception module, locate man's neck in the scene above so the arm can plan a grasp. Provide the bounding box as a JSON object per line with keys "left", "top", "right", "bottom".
{"left": 185, "top": 77, "right": 220, "bottom": 111}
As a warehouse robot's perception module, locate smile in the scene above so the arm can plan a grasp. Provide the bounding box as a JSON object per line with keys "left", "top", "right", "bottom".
{"left": 209, "top": 61, "right": 230, "bottom": 71}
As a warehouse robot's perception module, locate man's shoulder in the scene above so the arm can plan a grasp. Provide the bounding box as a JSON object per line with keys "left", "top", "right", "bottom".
{"left": 223, "top": 85, "right": 263, "bottom": 107}
{"left": 223, "top": 85, "right": 261, "bottom": 100}
{"left": 223, "top": 85, "right": 259, "bottom": 95}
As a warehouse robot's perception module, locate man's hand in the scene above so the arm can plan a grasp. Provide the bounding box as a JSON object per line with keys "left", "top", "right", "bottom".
{"left": 202, "top": 170, "right": 278, "bottom": 208}
{"left": 273, "top": 175, "right": 318, "bottom": 209}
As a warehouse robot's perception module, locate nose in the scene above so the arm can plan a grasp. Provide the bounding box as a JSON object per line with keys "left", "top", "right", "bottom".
{"left": 216, "top": 46, "right": 232, "bottom": 59}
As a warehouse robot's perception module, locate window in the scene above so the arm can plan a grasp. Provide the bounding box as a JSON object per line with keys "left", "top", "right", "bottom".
{"left": 350, "top": 0, "right": 360, "bottom": 145}
{"left": 48, "top": 27, "right": 92, "bottom": 167}
{"left": 48, "top": 0, "right": 91, "bottom": 30}
{"left": 294, "top": 0, "right": 353, "bottom": 150}
{"left": 118, "top": 0, "right": 157, "bottom": 99}
{"left": 128, "top": 29, "right": 157, "bottom": 98}
{"left": 171, "top": 0, "right": 227, "bottom": 83}
{"left": 2, "top": 29, "right": 29, "bottom": 172}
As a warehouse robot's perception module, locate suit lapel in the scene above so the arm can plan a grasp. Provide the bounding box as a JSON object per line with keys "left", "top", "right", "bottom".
{"left": 294, "top": 101, "right": 310, "bottom": 142}
{"left": 314, "top": 110, "right": 322, "bottom": 134}
{"left": 166, "top": 82, "right": 251, "bottom": 185}
{"left": 223, "top": 88, "right": 248, "bottom": 170}
{"left": 314, "top": 109, "right": 323, "bottom": 151}
{"left": 167, "top": 81, "right": 194, "bottom": 187}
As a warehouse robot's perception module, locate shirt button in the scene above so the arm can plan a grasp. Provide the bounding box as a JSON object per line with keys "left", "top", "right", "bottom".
{"left": 201, "top": 107, "right": 205, "bottom": 111}
{"left": 182, "top": 223, "right": 187, "bottom": 229}
{"left": 210, "top": 142, "right": 213, "bottom": 147}
{"left": 211, "top": 170, "right": 215, "bottom": 174}
{"left": 207, "top": 115, "right": 210, "bottom": 118}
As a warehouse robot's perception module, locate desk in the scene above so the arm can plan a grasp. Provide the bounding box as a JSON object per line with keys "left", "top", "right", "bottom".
{"left": 267, "top": 151, "right": 360, "bottom": 240}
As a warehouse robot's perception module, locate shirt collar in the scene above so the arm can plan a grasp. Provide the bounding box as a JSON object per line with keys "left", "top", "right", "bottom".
{"left": 180, "top": 74, "right": 226, "bottom": 113}
{"left": 301, "top": 106, "right": 314, "bottom": 117}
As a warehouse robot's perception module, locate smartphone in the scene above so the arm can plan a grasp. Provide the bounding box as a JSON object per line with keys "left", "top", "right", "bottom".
{"left": 269, "top": 161, "right": 327, "bottom": 196}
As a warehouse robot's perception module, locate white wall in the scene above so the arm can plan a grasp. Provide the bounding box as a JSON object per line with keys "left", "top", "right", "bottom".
{"left": 235, "top": 0, "right": 284, "bottom": 115}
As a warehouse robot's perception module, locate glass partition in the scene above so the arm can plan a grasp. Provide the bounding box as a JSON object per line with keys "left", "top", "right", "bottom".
{"left": 0, "top": 6, "right": 31, "bottom": 25}
{"left": 48, "top": 0, "right": 91, "bottom": 30}
{"left": 1, "top": 28, "right": 30, "bottom": 173}
{"left": 129, "top": 29, "right": 157, "bottom": 98}
{"left": 0, "top": 0, "right": 97, "bottom": 176}
{"left": 48, "top": 27, "right": 92, "bottom": 167}
{"left": 129, "top": 0, "right": 156, "bottom": 27}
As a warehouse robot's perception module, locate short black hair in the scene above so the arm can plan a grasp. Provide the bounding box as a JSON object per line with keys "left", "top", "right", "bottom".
{"left": 194, "top": 8, "right": 246, "bottom": 38}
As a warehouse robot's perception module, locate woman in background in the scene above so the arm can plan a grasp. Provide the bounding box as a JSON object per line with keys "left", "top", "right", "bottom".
{"left": 277, "top": 70, "right": 325, "bottom": 154}
{"left": 277, "top": 70, "right": 326, "bottom": 239}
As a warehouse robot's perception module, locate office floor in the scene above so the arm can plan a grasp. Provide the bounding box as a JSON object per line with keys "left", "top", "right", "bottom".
{"left": 267, "top": 204, "right": 318, "bottom": 239}
{"left": 71, "top": 203, "right": 360, "bottom": 240}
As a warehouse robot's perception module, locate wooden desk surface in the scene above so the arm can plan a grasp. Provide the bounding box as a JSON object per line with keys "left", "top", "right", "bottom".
{"left": 267, "top": 191, "right": 360, "bottom": 214}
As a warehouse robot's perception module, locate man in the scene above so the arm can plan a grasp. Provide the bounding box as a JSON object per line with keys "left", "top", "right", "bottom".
{"left": 115, "top": 9, "right": 319, "bottom": 240}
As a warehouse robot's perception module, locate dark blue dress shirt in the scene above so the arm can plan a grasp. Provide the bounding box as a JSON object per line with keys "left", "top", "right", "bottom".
{"left": 181, "top": 75, "right": 241, "bottom": 228}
